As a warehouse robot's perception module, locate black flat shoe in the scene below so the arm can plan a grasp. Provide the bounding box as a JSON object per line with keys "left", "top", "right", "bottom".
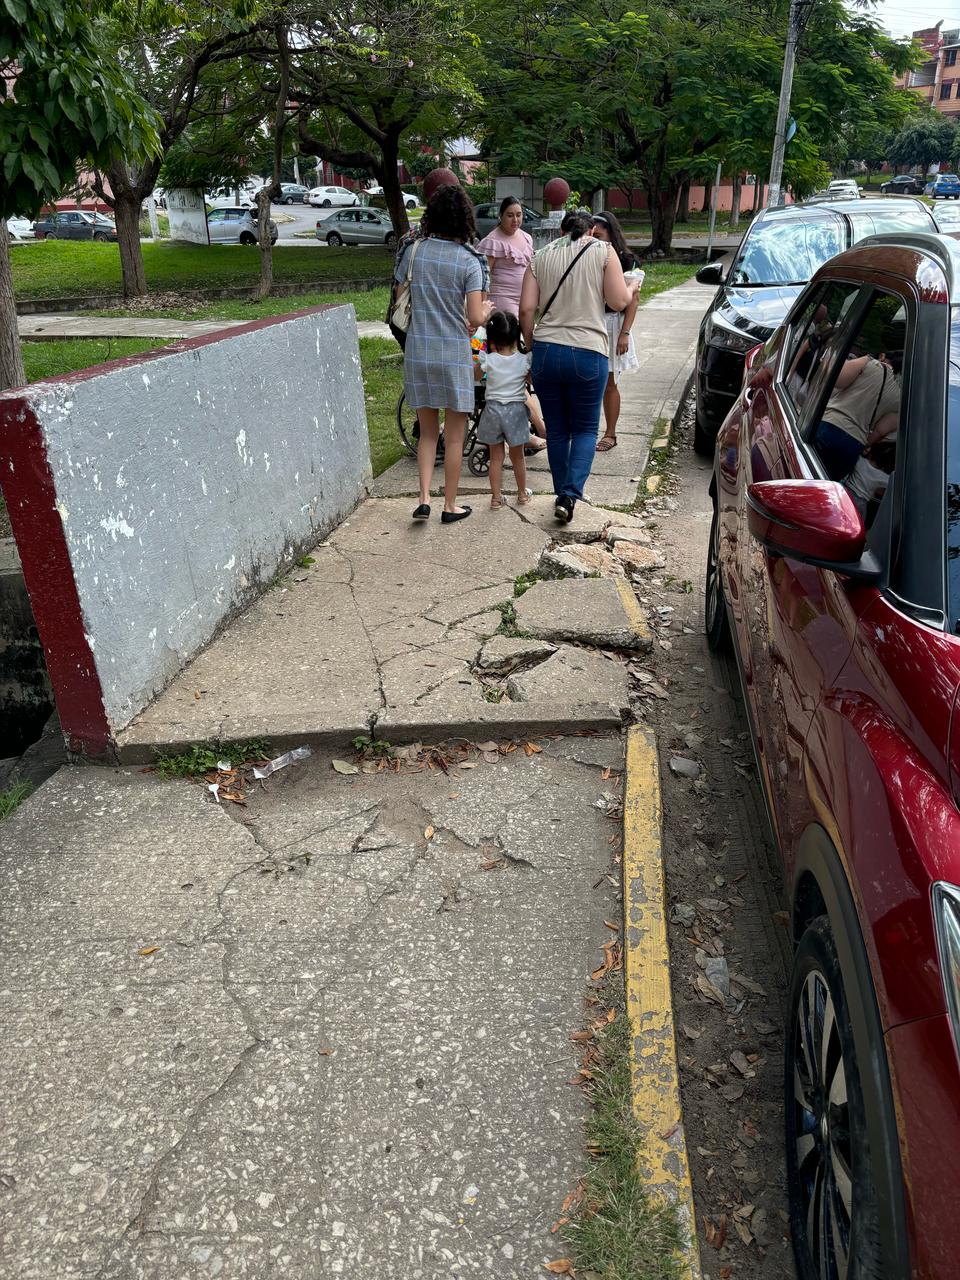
{"left": 441, "top": 506, "right": 472, "bottom": 524}
{"left": 554, "top": 497, "right": 574, "bottom": 523}
{"left": 412, "top": 503, "right": 431, "bottom": 521}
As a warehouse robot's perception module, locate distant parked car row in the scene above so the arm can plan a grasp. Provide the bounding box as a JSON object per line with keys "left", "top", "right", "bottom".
{"left": 5, "top": 217, "right": 35, "bottom": 240}
{"left": 33, "top": 210, "right": 118, "bottom": 241}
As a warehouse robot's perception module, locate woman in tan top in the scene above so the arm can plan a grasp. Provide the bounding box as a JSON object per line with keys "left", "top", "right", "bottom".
{"left": 519, "top": 213, "right": 635, "bottom": 523}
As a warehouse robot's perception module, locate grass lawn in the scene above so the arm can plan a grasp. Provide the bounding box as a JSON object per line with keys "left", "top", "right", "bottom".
{"left": 359, "top": 337, "right": 404, "bottom": 477}
{"left": 639, "top": 261, "right": 699, "bottom": 297}
{"left": 12, "top": 240, "right": 394, "bottom": 300}
{"left": 21, "top": 337, "right": 172, "bottom": 382}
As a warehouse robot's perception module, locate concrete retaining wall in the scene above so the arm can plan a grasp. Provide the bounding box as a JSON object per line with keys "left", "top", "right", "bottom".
{"left": 0, "top": 303, "right": 370, "bottom": 757}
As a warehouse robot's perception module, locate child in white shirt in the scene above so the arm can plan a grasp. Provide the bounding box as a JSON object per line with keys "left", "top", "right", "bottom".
{"left": 476, "top": 310, "right": 534, "bottom": 508}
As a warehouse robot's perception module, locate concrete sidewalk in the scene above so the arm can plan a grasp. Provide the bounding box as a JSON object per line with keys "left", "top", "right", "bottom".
{"left": 17, "top": 314, "right": 248, "bottom": 341}
{"left": 111, "top": 275, "right": 710, "bottom": 762}
{"left": 1, "top": 734, "right": 626, "bottom": 1279}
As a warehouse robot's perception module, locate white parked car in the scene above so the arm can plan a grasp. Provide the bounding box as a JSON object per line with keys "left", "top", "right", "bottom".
{"left": 825, "top": 179, "right": 861, "bottom": 200}
{"left": 364, "top": 185, "right": 419, "bottom": 210}
{"left": 5, "top": 217, "right": 34, "bottom": 240}
{"left": 307, "top": 185, "right": 359, "bottom": 208}
{"left": 208, "top": 187, "right": 255, "bottom": 210}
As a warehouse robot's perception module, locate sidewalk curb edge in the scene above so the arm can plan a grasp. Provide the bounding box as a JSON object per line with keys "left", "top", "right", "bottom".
{"left": 624, "top": 723, "right": 702, "bottom": 1278}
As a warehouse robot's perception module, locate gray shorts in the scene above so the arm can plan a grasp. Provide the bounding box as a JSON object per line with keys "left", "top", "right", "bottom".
{"left": 476, "top": 400, "right": 529, "bottom": 447}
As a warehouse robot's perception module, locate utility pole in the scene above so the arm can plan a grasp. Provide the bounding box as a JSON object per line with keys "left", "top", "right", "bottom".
{"left": 767, "top": 0, "right": 814, "bottom": 208}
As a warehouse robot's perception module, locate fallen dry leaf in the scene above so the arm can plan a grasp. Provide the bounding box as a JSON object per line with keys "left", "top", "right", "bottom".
{"left": 424, "top": 826, "right": 435, "bottom": 840}
{"left": 570, "top": 1030, "right": 594, "bottom": 1043}
{"left": 138, "top": 946, "right": 159, "bottom": 956}
{"left": 480, "top": 859, "right": 504, "bottom": 871}
{"left": 331, "top": 759, "right": 360, "bottom": 775}
{"left": 475, "top": 740, "right": 498, "bottom": 752}
{"left": 543, "top": 1260, "right": 575, "bottom": 1275}
{"left": 318, "top": 1048, "right": 334, "bottom": 1056}
{"left": 603, "top": 919, "right": 620, "bottom": 932}
{"left": 523, "top": 741, "right": 543, "bottom": 756}
{"left": 503, "top": 741, "right": 519, "bottom": 753}
{"left": 705, "top": 1214, "right": 728, "bottom": 1249}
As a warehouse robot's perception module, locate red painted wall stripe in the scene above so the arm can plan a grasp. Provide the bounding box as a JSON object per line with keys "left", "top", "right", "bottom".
{"left": 0, "top": 397, "right": 113, "bottom": 757}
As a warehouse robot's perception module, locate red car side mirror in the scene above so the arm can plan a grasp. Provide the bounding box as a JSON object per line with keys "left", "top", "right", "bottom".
{"left": 747, "top": 480, "right": 881, "bottom": 584}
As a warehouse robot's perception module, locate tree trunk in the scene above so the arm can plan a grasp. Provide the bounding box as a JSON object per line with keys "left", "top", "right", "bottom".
{"left": 753, "top": 173, "right": 766, "bottom": 212}
{"left": 675, "top": 178, "right": 690, "bottom": 223}
{"left": 645, "top": 177, "right": 680, "bottom": 256}
{"left": 113, "top": 192, "right": 148, "bottom": 297}
{"left": 254, "top": 187, "right": 275, "bottom": 301}
{"left": 254, "top": 23, "right": 290, "bottom": 303}
{"left": 0, "top": 226, "right": 25, "bottom": 392}
{"left": 380, "top": 132, "right": 410, "bottom": 236}
{"left": 730, "top": 173, "right": 743, "bottom": 229}
{"left": 700, "top": 174, "right": 714, "bottom": 215}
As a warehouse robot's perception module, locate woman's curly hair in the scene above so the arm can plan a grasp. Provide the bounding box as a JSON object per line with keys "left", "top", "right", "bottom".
{"left": 421, "top": 184, "right": 477, "bottom": 242}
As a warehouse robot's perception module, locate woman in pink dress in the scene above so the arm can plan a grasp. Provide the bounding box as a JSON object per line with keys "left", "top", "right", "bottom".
{"left": 478, "top": 197, "right": 546, "bottom": 446}
{"left": 478, "top": 197, "right": 534, "bottom": 316}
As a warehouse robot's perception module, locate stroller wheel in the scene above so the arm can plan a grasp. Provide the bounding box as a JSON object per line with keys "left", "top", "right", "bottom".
{"left": 467, "top": 444, "right": 490, "bottom": 477}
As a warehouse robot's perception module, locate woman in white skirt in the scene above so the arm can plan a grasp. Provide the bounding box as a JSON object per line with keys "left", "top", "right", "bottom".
{"left": 590, "top": 212, "right": 641, "bottom": 452}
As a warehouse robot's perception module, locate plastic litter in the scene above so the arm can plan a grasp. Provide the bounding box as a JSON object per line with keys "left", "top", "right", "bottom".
{"left": 253, "top": 745, "right": 312, "bottom": 779}
{"left": 216, "top": 760, "right": 232, "bottom": 772}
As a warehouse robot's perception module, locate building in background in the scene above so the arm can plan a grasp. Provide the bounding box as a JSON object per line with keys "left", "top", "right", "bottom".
{"left": 898, "top": 22, "right": 960, "bottom": 118}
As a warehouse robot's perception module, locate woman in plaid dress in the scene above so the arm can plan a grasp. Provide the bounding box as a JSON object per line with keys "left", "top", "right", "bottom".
{"left": 395, "top": 186, "right": 491, "bottom": 524}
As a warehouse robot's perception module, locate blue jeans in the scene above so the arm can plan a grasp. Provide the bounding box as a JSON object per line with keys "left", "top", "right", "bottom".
{"left": 531, "top": 342, "right": 608, "bottom": 500}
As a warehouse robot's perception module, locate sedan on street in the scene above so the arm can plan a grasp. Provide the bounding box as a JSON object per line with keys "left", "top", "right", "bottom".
{"left": 316, "top": 208, "right": 398, "bottom": 248}
{"left": 707, "top": 229, "right": 960, "bottom": 1280}
{"left": 33, "top": 210, "right": 118, "bottom": 241}
{"left": 693, "top": 196, "right": 935, "bottom": 454}
{"left": 926, "top": 173, "right": 960, "bottom": 199}
{"left": 277, "top": 183, "right": 310, "bottom": 205}
{"left": 307, "top": 185, "right": 359, "bottom": 208}
{"left": 364, "top": 186, "right": 419, "bottom": 210}
{"left": 206, "top": 207, "right": 277, "bottom": 246}
{"left": 879, "top": 174, "right": 925, "bottom": 195}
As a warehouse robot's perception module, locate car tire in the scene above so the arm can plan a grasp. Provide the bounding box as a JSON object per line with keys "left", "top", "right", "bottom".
{"left": 93, "top": 232, "right": 109, "bottom": 242}
{"left": 385, "top": 232, "right": 397, "bottom": 249}
{"left": 704, "top": 500, "right": 731, "bottom": 653}
{"left": 46, "top": 233, "right": 57, "bottom": 240}
{"left": 284, "top": 196, "right": 294, "bottom": 205}
{"left": 693, "top": 393, "right": 716, "bottom": 457}
{"left": 322, "top": 199, "right": 332, "bottom": 208}
{"left": 785, "top": 916, "right": 895, "bottom": 1280}
{"left": 327, "top": 233, "right": 343, "bottom": 247}
{"left": 239, "top": 232, "right": 256, "bottom": 246}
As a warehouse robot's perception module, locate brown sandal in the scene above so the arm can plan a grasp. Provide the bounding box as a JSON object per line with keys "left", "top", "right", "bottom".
{"left": 596, "top": 437, "right": 618, "bottom": 452}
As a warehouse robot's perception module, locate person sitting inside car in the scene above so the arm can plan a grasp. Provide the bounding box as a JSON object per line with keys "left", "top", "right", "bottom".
{"left": 814, "top": 346, "right": 901, "bottom": 481}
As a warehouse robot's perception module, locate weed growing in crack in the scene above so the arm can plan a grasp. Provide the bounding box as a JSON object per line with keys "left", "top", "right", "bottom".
{"left": 0, "top": 781, "right": 32, "bottom": 819}
{"left": 481, "top": 686, "right": 504, "bottom": 704}
{"left": 154, "top": 739, "right": 270, "bottom": 779}
{"left": 563, "top": 1012, "right": 685, "bottom": 1278}
{"left": 352, "top": 735, "right": 393, "bottom": 758}
{"left": 496, "top": 600, "right": 519, "bottom": 634}
{"left": 513, "top": 569, "right": 544, "bottom": 598}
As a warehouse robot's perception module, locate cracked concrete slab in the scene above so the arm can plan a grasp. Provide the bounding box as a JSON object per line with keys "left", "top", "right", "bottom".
{"left": 514, "top": 577, "right": 650, "bottom": 650}
{"left": 1, "top": 737, "right": 624, "bottom": 1278}
{"left": 506, "top": 644, "right": 631, "bottom": 710}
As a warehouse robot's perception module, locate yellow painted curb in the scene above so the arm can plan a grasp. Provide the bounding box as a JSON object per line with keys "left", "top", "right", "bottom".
{"left": 623, "top": 724, "right": 702, "bottom": 1278}
{"left": 614, "top": 578, "right": 654, "bottom": 652}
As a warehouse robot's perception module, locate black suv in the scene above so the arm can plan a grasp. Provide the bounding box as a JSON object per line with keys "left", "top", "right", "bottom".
{"left": 693, "top": 196, "right": 935, "bottom": 454}
{"left": 880, "top": 174, "right": 925, "bottom": 195}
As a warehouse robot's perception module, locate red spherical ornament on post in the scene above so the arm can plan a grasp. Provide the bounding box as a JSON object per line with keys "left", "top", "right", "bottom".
{"left": 543, "top": 178, "right": 571, "bottom": 210}
{"left": 423, "top": 168, "right": 460, "bottom": 202}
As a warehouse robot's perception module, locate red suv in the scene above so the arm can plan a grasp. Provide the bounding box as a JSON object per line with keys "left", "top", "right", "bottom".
{"left": 707, "top": 230, "right": 960, "bottom": 1279}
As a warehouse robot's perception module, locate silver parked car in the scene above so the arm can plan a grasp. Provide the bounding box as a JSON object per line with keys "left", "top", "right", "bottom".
{"left": 206, "top": 207, "right": 278, "bottom": 246}
{"left": 278, "top": 183, "right": 310, "bottom": 205}
{"left": 316, "top": 208, "right": 398, "bottom": 247}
